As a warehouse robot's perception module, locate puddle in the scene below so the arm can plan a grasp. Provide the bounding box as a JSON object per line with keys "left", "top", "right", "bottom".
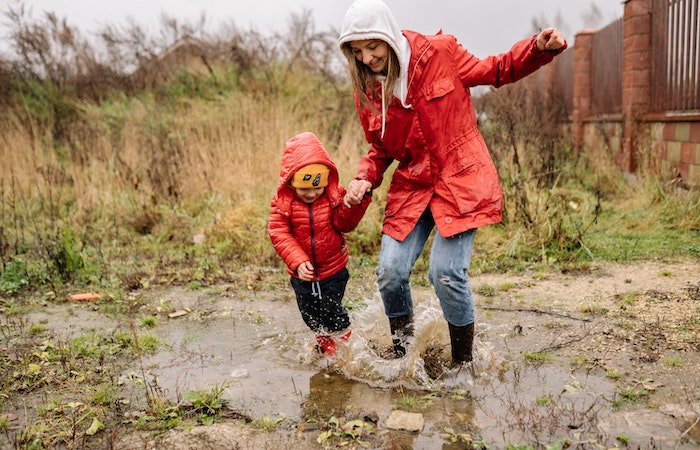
{"left": 29, "top": 287, "right": 697, "bottom": 448}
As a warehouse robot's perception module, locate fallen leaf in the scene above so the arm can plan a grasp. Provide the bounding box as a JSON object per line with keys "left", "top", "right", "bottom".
{"left": 70, "top": 293, "right": 102, "bottom": 301}
{"left": 85, "top": 418, "right": 104, "bottom": 435}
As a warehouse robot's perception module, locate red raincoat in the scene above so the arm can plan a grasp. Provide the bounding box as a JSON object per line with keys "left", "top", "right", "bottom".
{"left": 355, "top": 31, "right": 566, "bottom": 241}
{"left": 268, "top": 132, "right": 371, "bottom": 280}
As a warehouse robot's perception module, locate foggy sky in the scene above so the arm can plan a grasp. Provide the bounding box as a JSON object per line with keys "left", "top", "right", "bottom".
{"left": 2, "top": 0, "right": 624, "bottom": 58}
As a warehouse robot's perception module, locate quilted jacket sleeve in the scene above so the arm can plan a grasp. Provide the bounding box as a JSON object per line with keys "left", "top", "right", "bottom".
{"left": 332, "top": 186, "right": 372, "bottom": 233}
{"left": 268, "top": 196, "right": 309, "bottom": 274}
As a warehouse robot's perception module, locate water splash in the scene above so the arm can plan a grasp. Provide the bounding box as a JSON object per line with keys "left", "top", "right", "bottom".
{"left": 296, "top": 293, "right": 499, "bottom": 392}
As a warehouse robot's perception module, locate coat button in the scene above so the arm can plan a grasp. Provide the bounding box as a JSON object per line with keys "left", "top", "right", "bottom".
{"left": 445, "top": 217, "right": 452, "bottom": 223}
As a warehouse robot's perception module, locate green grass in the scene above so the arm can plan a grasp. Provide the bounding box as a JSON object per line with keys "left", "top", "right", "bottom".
{"left": 617, "top": 386, "right": 649, "bottom": 402}
{"left": 251, "top": 415, "right": 286, "bottom": 431}
{"left": 474, "top": 284, "right": 497, "bottom": 297}
{"left": 605, "top": 368, "right": 624, "bottom": 380}
{"left": 590, "top": 229, "right": 700, "bottom": 261}
{"left": 577, "top": 305, "right": 610, "bottom": 315}
{"left": 394, "top": 392, "right": 439, "bottom": 410}
{"left": 523, "top": 352, "right": 552, "bottom": 362}
{"left": 663, "top": 356, "right": 684, "bottom": 367}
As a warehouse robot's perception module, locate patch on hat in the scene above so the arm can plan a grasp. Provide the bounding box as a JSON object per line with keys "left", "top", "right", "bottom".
{"left": 291, "top": 163, "right": 329, "bottom": 188}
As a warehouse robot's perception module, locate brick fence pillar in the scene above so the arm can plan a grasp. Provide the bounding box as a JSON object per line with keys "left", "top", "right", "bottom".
{"left": 621, "top": 0, "right": 653, "bottom": 172}
{"left": 572, "top": 30, "right": 595, "bottom": 152}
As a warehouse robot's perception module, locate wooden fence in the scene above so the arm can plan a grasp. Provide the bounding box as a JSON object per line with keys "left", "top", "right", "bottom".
{"left": 590, "top": 18, "right": 624, "bottom": 116}
{"left": 553, "top": 46, "right": 574, "bottom": 117}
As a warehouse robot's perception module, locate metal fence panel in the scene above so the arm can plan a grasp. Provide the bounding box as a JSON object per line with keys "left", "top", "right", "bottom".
{"left": 652, "top": 0, "right": 700, "bottom": 112}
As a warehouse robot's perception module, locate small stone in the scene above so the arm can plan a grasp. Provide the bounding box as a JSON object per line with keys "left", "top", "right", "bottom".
{"left": 230, "top": 368, "right": 249, "bottom": 379}
{"left": 383, "top": 410, "right": 424, "bottom": 432}
{"left": 298, "top": 422, "right": 322, "bottom": 432}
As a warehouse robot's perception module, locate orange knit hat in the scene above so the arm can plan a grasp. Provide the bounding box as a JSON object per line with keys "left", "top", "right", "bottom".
{"left": 291, "top": 163, "right": 329, "bottom": 188}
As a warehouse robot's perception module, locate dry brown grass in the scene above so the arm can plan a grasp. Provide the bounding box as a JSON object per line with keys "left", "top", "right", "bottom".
{"left": 0, "top": 59, "right": 370, "bottom": 278}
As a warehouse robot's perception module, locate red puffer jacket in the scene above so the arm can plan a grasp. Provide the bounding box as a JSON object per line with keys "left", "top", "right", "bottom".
{"left": 268, "top": 132, "right": 371, "bottom": 280}
{"left": 355, "top": 31, "right": 566, "bottom": 241}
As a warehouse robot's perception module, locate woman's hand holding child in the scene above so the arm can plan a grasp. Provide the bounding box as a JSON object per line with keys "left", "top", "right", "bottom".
{"left": 344, "top": 179, "right": 372, "bottom": 207}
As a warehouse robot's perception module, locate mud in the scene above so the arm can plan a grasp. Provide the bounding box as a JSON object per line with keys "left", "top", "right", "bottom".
{"left": 25, "top": 259, "right": 700, "bottom": 448}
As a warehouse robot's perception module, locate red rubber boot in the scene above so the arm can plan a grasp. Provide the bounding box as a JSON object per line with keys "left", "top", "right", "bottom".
{"left": 315, "top": 335, "right": 337, "bottom": 356}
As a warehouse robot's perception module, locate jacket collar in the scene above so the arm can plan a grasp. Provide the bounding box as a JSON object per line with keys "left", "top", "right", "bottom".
{"left": 402, "top": 30, "right": 436, "bottom": 106}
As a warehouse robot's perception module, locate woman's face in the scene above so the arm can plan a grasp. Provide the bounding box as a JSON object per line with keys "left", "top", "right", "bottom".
{"left": 349, "top": 39, "right": 390, "bottom": 74}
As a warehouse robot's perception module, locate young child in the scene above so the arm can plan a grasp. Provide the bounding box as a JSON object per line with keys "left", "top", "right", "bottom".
{"left": 268, "top": 132, "right": 371, "bottom": 356}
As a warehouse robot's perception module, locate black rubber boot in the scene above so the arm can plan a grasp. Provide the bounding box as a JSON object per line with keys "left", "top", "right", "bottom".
{"left": 389, "top": 315, "right": 414, "bottom": 358}
{"left": 448, "top": 322, "right": 474, "bottom": 367}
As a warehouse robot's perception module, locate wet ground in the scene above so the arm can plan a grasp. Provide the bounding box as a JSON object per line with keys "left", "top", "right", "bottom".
{"left": 25, "top": 260, "right": 700, "bottom": 449}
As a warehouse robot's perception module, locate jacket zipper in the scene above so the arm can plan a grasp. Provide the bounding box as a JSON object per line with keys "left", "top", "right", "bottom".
{"left": 308, "top": 204, "right": 323, "bottom": 300}
{"left": 308, "top": 204, "right": 318, "bottom": 281}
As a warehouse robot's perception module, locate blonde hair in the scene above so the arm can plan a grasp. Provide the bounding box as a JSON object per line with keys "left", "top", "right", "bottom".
{"left": 341, "top": 42, "right": 400, "bottom": 114}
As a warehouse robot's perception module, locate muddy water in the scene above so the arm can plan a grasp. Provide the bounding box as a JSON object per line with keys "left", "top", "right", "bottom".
{"left": 30, "top": 284, "right": 694, "bottom": 449}
{"left": 110, "top": 286, "right": 691, "bottom": 449}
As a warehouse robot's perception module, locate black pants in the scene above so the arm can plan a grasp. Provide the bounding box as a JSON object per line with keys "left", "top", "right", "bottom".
{"left": 290, "top": 268, "right": 351, "bottom": 333}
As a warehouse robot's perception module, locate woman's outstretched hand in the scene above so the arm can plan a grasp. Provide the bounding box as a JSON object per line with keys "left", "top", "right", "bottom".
{"left": 536, "top": 28, "right": 566, "bottom": 51}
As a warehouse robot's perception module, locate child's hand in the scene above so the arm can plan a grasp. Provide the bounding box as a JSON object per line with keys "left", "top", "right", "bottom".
{"left": 296, "top": 261, "right": 315, "bottom": 281}
{"left": 344, "top": 179, "right": 372, "bottom": 207}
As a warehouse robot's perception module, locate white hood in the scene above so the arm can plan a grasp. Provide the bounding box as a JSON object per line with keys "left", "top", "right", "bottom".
{"left": 338, "top": 0, "right": 412, "bottom": 107}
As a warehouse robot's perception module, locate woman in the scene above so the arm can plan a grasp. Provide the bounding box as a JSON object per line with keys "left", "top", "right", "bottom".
{"left": 340, "top": 0, "right": 567, "bottom": 366}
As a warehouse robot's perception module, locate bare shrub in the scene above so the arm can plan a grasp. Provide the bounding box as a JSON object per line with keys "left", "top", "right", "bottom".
{"left": 4, "top": 4, "right": 129, "bottom": 100}
{"left": 0, "top": 59, "right": 12, "bottom": 110}
{"left": 478, "top": 74, "right": 601, "bottom": 262}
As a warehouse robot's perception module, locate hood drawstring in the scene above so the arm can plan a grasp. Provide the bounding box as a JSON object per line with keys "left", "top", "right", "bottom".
{"left": 376, "top": 41, "right": 427, "bottom": 139}
{"left": 311, "top": 280, "right": 323, "bottom": 300}
{"left": 380, "top": 79, "right": 387, "bottom": 138}
{"left": 307, "top": 203, "right": 322, "bottom": 300}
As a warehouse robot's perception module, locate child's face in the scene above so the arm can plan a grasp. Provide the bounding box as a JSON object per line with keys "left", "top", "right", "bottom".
{"left": 295, "top": 186, "right": 325, "bottom": 203}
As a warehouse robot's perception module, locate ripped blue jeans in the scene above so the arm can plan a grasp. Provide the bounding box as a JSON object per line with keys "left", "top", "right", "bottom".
{"left": 376, "top": 208, "right": 477, "bottom": 327}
